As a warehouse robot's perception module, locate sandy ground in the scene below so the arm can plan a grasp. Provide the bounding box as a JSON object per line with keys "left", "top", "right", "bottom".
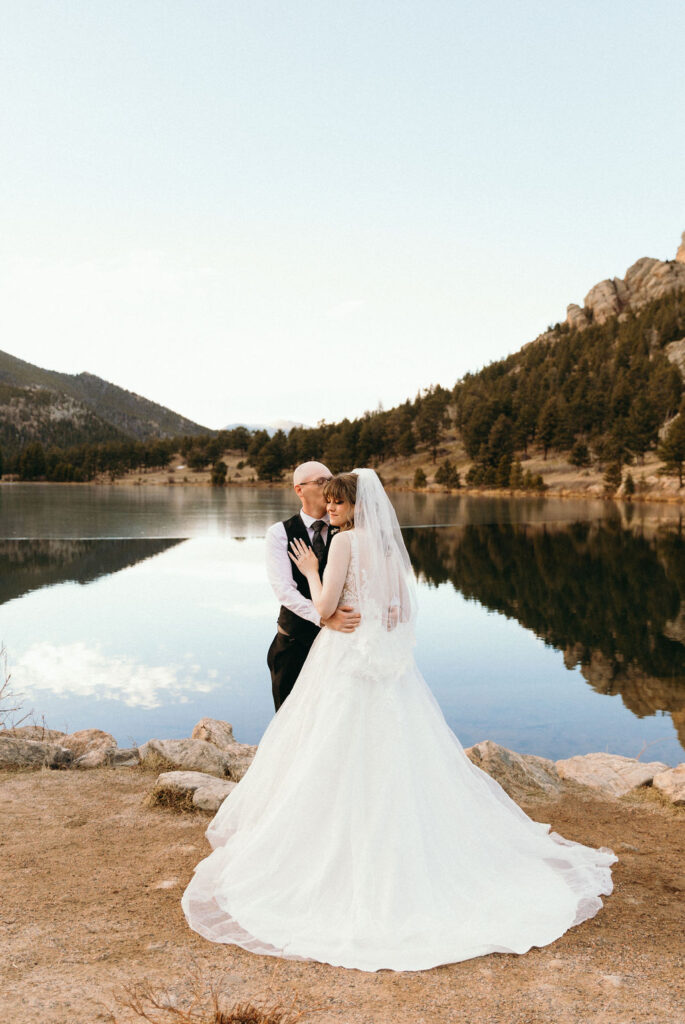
{"left": 2, "top": 765, "right": 684, "bottom": 1024}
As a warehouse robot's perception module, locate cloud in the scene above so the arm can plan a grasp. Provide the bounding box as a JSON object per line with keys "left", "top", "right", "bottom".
{"left": 12, "top": 641, "right": 219, "bottom": 709}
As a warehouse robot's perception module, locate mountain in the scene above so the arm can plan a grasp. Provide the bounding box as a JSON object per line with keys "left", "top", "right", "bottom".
{"left": 452, "top": 231, "right": 685, "bottom": 484}
{"left": 222, "top": 419, "right": 311, "bottom": 436}
{"left": 0, "top": 349, "right": 211, "bottom": 455}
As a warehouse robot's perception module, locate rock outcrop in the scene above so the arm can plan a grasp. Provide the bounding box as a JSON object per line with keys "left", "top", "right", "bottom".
{"left": 566, "top": 233, "right": 685, "bottom": 329}
{"left": 0, "top": 735, "right": 73, "bottom": 769}
{"left": 60, "top": 728, "right": 117, "bottom": 764}
{"left": 191, "top": 717, "right": 257, "bottom": 781}
{"left": 4, "top": 725, "right": 67, "bottom": 742}
{"left": 464, "top": 740, "right": 566, "bottom": 801}
{"left": 138, "top": 737, "right": 234, "bottom": 779}
{"left": 652, "top": 764, "right": 685, "bottom": 805}
{"left": 149, "top": 770, "right": 237, "bottom": 812}
{"left": 676, "top": 231, "right": 685, "bottom": 264}
{"left": 554, "top": 752, "right": 669, "bottom": 797}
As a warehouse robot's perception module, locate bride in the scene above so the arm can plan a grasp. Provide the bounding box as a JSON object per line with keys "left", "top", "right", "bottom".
{"left": 181, "top": 468, "right": 617, "bottom": 972}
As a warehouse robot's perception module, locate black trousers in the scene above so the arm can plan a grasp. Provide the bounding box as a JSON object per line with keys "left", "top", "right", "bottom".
{"left": 267, "top": 631, "right": 316, "bottom": 711}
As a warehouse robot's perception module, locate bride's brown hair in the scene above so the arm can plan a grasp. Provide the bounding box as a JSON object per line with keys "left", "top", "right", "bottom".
{"left": 323, "top": 472, "right": 357, "bottom": 531}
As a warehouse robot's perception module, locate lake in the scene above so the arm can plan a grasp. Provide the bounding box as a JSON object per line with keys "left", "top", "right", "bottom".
{"left": 1, "top": 482, "right": 684, "bottom": 765}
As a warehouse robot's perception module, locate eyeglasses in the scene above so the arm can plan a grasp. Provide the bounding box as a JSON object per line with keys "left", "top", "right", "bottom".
{"left": 299, "top": 477, "right": 331, "bottom": 487}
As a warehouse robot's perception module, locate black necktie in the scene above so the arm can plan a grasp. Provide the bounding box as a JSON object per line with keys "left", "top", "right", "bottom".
{"left": 311, "top": 520, "right": 326, "bottom": 563}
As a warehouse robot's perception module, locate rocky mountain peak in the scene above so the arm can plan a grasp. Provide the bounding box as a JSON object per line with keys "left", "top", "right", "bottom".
{"left": 677, "top": 230, "right": 685, "bottom": 264}
{"left": 566, "top": 230, "right": 685, "bottom": 330}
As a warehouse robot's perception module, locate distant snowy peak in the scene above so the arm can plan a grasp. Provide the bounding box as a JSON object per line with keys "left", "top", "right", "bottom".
{"left": 222, "top": 419, "right": 311, "bottom": 436}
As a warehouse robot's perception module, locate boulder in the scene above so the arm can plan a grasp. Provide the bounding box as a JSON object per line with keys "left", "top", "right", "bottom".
{"left": 138, "top": 738, "right": 232, "bottom": 778}
{"left": 149, "top": 770, "right": 237, "bottom": 813}
{"left": 191, "top": 717, "right": 235, "bottom": 748}
{"left": 61, "top": 729, "right": 117, "bottom": 759}
{"left": 0, "top": 735, "right": 73, "bottom": 770}
{"left": 107, "top": 747, "right": 140, "bottom": 767}
{"left": 555, "top": 752, "right": 669, "bottom": 797}
{"left": 4, "top": 725, "right": 66, "bottom": 742}
{"left": 464, "top": 740, "right": 565, "bottom": 801}
{"left": 73, "top": 747, "right": 115, "bottom": 768}
{"left": 73, "top": 745, "right": 140, "bottom": 769}
{"left": 651, "top": 764, "right": 685, "bottom": 806}
{"left": 191, "top": 718, "right": 257, "bottom": 781}
{"left": 225, "top": 743, "right": 257, "bottom": 781}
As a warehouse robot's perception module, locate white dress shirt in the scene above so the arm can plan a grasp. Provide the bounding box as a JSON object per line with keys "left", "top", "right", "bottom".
{"left": 265, "top": 510, "right": 330, "bottom": 628}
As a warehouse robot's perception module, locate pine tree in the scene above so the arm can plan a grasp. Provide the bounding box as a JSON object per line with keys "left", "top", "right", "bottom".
{"left": 536, "top": 399, "right": 558, "bottom": 460}
{"left": 210, "top": 460, "right": 227, "bottom": 486}
{"left": 509, "top": 457, "right": 524, "bottom": 489}
{"left": 658, "top": 415, "right": 685, "bottom": 486}
{"left": 569, "top": 439, "right": 591, "bottom": 467}
{"left": 495, "top": 453, "right": 512, "bottom": 488}
{"left": 434, "top": 459, "right": 460, "bottom": 489}
{"left": 603, "top": 462, "right": 623, "bottom": 494}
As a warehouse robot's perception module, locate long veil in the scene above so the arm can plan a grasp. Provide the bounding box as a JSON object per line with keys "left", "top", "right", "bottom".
{"left": 350, "top": 468, "right": 417, "bottom": 664}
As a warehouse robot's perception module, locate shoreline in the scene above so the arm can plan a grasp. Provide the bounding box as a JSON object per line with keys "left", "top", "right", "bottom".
{"left": 6, "top": 474, "right": 685, "bottom": 504}
{"left": 2, "top": 723, "right": 683, "bottom": 1024}
{"left": 4, "top": 438, "right": 685, "bottom": 505}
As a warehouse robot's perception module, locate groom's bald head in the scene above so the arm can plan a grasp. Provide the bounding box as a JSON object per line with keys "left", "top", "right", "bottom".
{"left": 293, "top": 461, "right": 332, "bottom": 517}
{"left": 293, "top": 461, "right": 332, "bottom": 487}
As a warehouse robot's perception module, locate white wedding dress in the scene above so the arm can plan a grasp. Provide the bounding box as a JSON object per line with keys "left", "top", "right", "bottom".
{"left": 182, "top": 472, "right": 617, "bottom": 972}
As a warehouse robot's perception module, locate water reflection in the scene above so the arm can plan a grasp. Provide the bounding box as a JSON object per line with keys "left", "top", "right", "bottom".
{"left": 0, "top": 539, "right": 182, "bottom": 606}
{"left": 13, "top": 640, "right": 217, "bottom": 708}
{"left": 405, "top": 522, "right": 685, "bottom": 749}
{"left": 1, "top": 487, "right": 684, "bottom": 762}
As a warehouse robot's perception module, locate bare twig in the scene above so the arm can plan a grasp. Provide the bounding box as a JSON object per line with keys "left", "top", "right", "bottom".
{"left": 634, "top": 737, "right": 670, "bottom": 762}
{"left": 109, "top": 962, "right": 307, "bottom": 1024}
{"left": 0, "top": 642, "right": 32, "bottom": 731}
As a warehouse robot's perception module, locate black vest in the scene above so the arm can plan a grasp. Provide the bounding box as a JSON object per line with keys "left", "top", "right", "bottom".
{"left": 277, "top": 513, "right": 337, "bottom": 643}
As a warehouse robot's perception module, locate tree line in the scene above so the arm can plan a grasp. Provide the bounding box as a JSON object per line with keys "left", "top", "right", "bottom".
{"left": 3, "top": 289, "right": 685, "bottom": 488}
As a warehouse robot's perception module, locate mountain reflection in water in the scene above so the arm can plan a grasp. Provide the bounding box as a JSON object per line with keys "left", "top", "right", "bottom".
{"left": 404, "top": 521, "right": 685, "bottom": 748}
{"left": 0, "top": 539, "right": 184, "bottom": 607}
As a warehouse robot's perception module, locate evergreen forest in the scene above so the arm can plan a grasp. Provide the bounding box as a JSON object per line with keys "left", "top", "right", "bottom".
{"left": 3, "top": 289, "right": 685, "bottom": 489}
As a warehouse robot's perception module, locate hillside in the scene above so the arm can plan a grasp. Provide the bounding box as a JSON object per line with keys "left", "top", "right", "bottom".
{"left": 4, "top": 232, "right": 685, "bottom": 497}
{"left": 0, "top": 349, "right": 211, "bottom": 456}
{"left": 452, "top": 234, "right": 685, "bottom": 489}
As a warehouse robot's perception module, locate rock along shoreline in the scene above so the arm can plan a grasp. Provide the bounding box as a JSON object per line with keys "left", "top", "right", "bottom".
{"left": 1, "top": 717, "right": 683, "bottom": 811}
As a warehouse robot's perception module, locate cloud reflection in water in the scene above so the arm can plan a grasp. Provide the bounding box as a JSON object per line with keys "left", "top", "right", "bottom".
{"left": 13, "top": 641, "right": 219, "bottom": 709}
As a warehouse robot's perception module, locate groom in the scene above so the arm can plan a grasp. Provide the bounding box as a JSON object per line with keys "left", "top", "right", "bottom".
{"left": 265, "top": 461, "right": 361, "bottom": 711}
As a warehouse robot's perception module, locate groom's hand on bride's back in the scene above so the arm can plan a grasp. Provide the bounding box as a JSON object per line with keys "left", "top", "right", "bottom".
{"left": 323, "top": 606, "right": 361, "bottom": 632}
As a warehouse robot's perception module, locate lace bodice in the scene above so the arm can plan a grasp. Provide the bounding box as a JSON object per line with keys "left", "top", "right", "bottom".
{"left": 338, "top": 531, "right": 359, "bottom": 608}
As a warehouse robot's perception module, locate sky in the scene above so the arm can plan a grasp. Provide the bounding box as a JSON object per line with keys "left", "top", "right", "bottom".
{"left": 1, "top": 1, "right": 684, "bottom": 430}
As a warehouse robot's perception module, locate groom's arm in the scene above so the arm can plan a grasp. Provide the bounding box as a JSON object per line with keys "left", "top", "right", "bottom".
{"left": 265, "top": 522, "right": 322, "bottom": 626}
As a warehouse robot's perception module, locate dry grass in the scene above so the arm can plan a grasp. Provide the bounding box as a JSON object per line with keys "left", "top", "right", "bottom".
{"left": 618, "top": 781, "right": 683, "bottom": 817}
{"left": 145, "top": 783, "right": 200, "bottom": 814}
{"left": 110, "top": 968, "right": 305, "bottom": 1024}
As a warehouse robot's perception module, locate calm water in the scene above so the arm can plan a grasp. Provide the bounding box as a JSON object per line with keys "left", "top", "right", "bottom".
{"left": 1, "top": 483, "right": 684, "bottom": 765}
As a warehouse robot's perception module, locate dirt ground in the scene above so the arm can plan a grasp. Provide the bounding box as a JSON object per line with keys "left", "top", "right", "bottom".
{"left": 1, "top": 766, "right": 684, "bottom": 1024}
